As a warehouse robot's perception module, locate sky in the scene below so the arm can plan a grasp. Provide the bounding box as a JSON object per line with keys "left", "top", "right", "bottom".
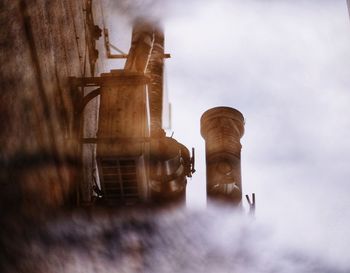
{"left": 105, "top": 0, "right": 350, "bottom": 271}
{"left": 165, "top": 0, "right": 350, "bottom": 268}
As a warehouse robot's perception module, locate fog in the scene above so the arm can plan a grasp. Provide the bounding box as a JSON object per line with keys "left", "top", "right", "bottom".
{"left": 98, "top": 0, "right": 350, "bottom": 271}
{"left": 3, "top": 207, "right": 348, "bottom": 273}
{"left": 164, "top": 0, "right": 350, "bottom": 268}
{"left": 1, "top": 1, "right": 349, "bottom": 272}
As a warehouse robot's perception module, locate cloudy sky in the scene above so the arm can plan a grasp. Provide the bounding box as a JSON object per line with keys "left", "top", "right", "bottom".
{"left": 107, "top": 0, "right": 350, "bottom": 270}
{"left": 164, "top": 0, "right": 350, "bottom": 267}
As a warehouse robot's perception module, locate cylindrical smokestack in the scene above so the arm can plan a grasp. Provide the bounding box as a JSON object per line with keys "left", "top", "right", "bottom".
{"left": 200, "top": 107, "right": 245, "bottom": 205}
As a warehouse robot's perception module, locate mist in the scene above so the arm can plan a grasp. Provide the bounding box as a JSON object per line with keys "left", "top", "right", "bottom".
{"left": 2, "top": 207, "right": 348, "bottom": 273}
{"left": 9, "top": 0, "right": 347, "bottom": 272}
{"left": 102, "top": 0, "right": 350, "bottom": 261}
{"left": 150, "top": 0, "right": 350, "bottom": 270}
{"left": 103, "top": 0, "right": 350, "bottom": 269}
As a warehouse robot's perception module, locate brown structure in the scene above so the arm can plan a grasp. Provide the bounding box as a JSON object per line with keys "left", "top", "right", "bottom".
{"left": 0, "top": 0, "right": 104, "bottom": 212}
{"left": 74, "top": 19, "right": 194, "bottom": 206}
{"left": 201, "top": 107, "right": 245, "bottom": 204}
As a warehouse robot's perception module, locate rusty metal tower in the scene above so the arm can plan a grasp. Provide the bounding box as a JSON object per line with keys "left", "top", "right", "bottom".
{"left": 201, "top": 107, "right": 245, "bottom": 205}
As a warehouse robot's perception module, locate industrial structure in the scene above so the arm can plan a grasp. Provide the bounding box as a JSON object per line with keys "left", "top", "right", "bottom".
{"left": 0, "top": 0, "right": 249, "bottom": 211}
{"left": 201, "top": 107, "right": 245, "bottom": 205}
{"left": 72, "top": 19, "right": 195, "bottom": 206}
{"left": 73, "top": 17, "right": 247, "bottom": 207}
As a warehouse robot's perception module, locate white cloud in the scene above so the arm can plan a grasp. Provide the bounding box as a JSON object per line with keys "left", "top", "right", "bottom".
{"left": 162, "top": 0, "right": 350, "bottom": 267}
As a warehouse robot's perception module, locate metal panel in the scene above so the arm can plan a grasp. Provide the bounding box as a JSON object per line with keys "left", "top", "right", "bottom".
{"left": 98, "top": 156, "right": 147, "bottom": 205}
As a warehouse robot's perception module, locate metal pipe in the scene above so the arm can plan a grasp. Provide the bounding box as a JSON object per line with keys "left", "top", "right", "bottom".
{"left": 124, "top": 19, "right": 154, "bottom": 73}
{"left": 200, "top": 107, "right": 245, "bottom": 204}
{"left": 146, "top": 26, "right": 164, "bottom": 137}
{"left": 124, "top": 19, "right": 165, "bottom": 137}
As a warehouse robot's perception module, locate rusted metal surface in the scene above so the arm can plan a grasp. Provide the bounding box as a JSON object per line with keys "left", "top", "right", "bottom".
{"left": 149, "top": 137, "right": 191, "bottom": 204}
{"left": 0, "top": 0, "right": 104, "bottom": 211}
{"left": 201, "top": 107, "right": 245, "bottom": 204}
{"left": 124, "top": 19, "right": 154, "bottom": 73}
{"left": 84, "top": 19, "right": 193, "bottom": 206}
{"left": 0, "top": 0, "right": 192, "bottom": 209}
{"left": 146, "top": 26, "right": 165, "bottom": 137}
{"left": 70, "top": 71, "right": 149, "bottom": 87}
{"left": 96, "top": 77, "right": 148, "bottom": 153}
{"left": 98, "top": 156, "right": 148, "bottom": 205}
{"left": 85, "top": 0, "right": 102, "bottom": 75}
